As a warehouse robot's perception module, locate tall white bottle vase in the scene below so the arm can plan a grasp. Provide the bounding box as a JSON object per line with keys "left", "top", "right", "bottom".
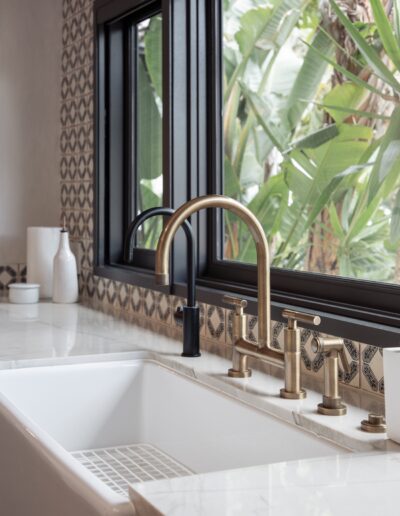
{"left": 52, "top": 230, "right": 79, "bottom": 304}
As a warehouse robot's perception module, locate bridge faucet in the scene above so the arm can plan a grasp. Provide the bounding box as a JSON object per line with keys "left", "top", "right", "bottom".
{"left": 154, "top": 195, "right": 320, "bottom": 398}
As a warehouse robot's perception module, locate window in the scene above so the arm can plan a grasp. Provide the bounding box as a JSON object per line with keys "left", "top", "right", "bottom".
{"left": 218, "top": 0, "right": 400, "bottom": 287}
{"left": 96, "top": 0, "right": 164, "bottom": 277}
{"left": 96, "top": 0, "right": 192, "bottom": 286}
{"left": 95, "top": 0, "right": 400, "bottom": 337}
{"left": 135, "top": 14, "right": 163, "bottom": 250}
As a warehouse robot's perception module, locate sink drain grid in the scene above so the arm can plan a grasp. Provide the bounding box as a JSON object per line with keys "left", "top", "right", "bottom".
{"left": 71, "top": 443, "right": 193, "bottom": 497}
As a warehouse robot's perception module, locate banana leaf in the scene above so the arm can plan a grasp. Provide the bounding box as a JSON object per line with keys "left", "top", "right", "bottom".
{"left": 370, "top": 0, "right": 400, "bottom": 71}
{"left": 137, "top": 56, "right": 162, "bottom": 181}
{"left": 331, "top": 0, "right": 400, "bottom": 93}
{"left": 144, "top": 16, "right": 162, "bottom": 99}
{"left": 286, "top": 28, "right": 334, "bottom": 128}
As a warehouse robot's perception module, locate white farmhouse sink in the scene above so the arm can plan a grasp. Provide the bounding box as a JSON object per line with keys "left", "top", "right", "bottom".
{"left": 0, "top": 356, "right": 346, "bottom": 516}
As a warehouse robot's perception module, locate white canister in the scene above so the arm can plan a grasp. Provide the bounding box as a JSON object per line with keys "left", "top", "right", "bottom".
{"left": 52, "top": 230, "right": 79, "bottom": 304}
{"left": 383, "top": 347, "right": 400, "bottom": 443}
{"left": 9, "top": 283, "right": 40, "bottom": 304}
{"left": 27, "top": 227, "right": 61, "bottom": 299}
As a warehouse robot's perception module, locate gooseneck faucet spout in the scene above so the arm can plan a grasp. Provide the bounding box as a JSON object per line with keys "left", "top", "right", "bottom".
{"left": 124, "top": 207, "right": 196, "bottom": 308}
{"left": 124, "top": 207, "right": 200, "bottom": 357}
{"left": 155, "top": 195, "right": 272, "bottom": 348}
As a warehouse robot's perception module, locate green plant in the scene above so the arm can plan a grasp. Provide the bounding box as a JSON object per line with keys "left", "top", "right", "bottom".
{"left": 221, "top": 0, "right": 400, "bottom": 283}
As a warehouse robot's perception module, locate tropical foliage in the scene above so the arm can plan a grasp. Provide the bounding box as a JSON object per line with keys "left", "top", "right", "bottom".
{"left": 223, "top": 0, "right": 400, "bottom": 284}
{"left": 138, "top": 1, "right": 400, "bottom": 284}
{"left": 135, "top": 15, "right": 163, "bottom": 250}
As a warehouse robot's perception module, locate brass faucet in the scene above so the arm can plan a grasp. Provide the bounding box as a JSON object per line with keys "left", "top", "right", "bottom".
{"left": 155, "top": 194, "right": 319, "bottom": 398}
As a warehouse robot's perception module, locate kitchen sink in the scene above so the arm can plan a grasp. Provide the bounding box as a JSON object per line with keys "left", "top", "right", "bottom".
{"left": 0, "top": 354, "right": 347, "bottom": 515}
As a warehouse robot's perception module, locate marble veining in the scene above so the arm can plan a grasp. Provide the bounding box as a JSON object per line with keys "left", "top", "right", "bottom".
{"left": 0, "top": 301, "right": 398, "bottom": 516}
{"left": 130, "top": 453, "right": 400, "bottom": 516}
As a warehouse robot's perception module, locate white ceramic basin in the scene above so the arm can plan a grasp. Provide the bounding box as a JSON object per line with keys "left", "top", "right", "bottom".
{"left": 0, "top": 356, "right": 346, "bottom": 515}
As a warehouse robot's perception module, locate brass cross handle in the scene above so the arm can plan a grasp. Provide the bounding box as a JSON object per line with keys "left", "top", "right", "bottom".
{"left": 223, "top": 295, "right": 248, "bottom": 316}
{"left": 282, "top": 309, "right": 321, "bottom": 328}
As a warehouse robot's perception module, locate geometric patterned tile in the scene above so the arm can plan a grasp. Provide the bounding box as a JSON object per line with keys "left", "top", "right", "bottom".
{"left": 156, "top": 292, "right": 171, "bottom": 324}
{"left": 94, "top": 276, "right": 106, "bottom": 302}
{"left": 83, "top": 271, "right": 95, "bottom": 299}
{"left": 247, "top": 315, "right": 258, "bottom": 344}
{"left": 226, "top": 309, "right": 234, "bottom": 345}
{"left": 199, "top": 302, "right": 206, "bottom": 336}
{"left": 143, "top": 289, "right": 157, "bottom": 319}
{"left": 271, "top": 321, "right": 284, "bottom": 351}
{"left": 18, "top": 264, "right": 27, "bottom": 283}
{"left": 0, "top": 265, "right": 18, "bottom": 290}
{"left": 361, "top": 344, "right": 384, "bottom": 395}
{"left": 105, "top": 279, "right": 117, "bottom": 307}
{"left": 339, "top": 339, "right": 360, "bottom": 388}
{"left": 116, "top": 282, "right": 130, "bottom": 311}
{"left": 130, "top": 286, "right": 143, "bottom": 314}
{"left": 300, "top": 328, "right": 325, "bottom": 379}
{"left": 206, "top": 305, "right": 225, "bottom": 342}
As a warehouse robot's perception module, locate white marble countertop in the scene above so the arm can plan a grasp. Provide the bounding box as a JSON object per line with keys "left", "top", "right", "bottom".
{"left": 0, "top": 301, "right": 399, "bottom": 515}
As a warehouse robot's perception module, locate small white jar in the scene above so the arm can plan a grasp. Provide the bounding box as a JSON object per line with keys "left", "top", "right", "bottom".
{"left": 9, "top": 283, "right": 40, "bottom": 304}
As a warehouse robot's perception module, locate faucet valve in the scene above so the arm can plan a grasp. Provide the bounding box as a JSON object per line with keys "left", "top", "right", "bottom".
{"left": 223, "top": 295, "right": 252, "bottom": 379}
{"left": 312, "top": 337, "right": 350, "bottom": 416}
{"left": 280, "top": 309, "right": 321, "bottom": 400}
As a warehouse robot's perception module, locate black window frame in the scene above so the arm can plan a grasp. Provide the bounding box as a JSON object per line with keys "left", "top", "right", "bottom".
{"left": 94, "top": 0, "right": 400, "bottom": 346}
{"left": 95, "top": 0, "right": 196, "bottom": 290}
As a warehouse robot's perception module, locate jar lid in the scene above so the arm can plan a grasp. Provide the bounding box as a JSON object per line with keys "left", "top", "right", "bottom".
{"left": 9, "top": 283, "right": 40, "bottom": 289}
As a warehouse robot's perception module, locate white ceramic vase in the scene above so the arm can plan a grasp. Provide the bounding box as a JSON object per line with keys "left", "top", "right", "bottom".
{"left": 52, "top": 230, "right": 79, "bottom": 304}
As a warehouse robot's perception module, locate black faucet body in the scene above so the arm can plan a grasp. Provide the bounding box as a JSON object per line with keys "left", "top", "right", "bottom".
{"left": 124, "top": 207, "right": 200, "bottom": 357}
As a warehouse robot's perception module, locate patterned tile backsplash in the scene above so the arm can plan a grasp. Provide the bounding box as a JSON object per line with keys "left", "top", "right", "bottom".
{"left": 59, "top": 0, "right": 385, "bottom": 399}
{"left": 0, "top": 264, "right": 27, "bottom": 295}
